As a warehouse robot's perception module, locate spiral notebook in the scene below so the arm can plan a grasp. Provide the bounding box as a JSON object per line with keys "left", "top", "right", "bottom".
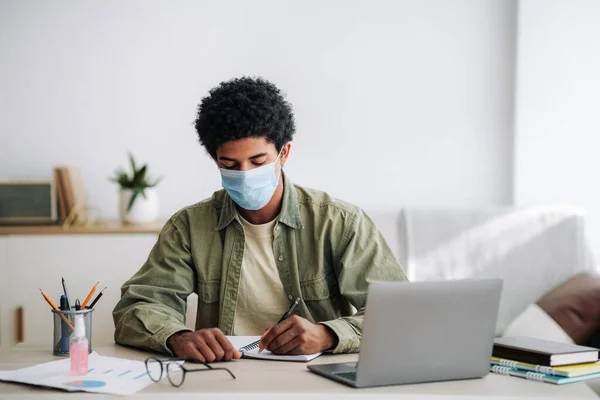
{"left": 226, "top": 336, "right": 322, "bottom": 362}
{"left": 491, "top": 356, "right": 600, "bottom": 378}
{"left": 489, "top": 365, "right": 600, "bottom": 385}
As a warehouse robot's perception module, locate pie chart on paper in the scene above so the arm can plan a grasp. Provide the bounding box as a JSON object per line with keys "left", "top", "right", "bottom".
{"left": 64, "top": 380, "right": 107, "bottom": 388}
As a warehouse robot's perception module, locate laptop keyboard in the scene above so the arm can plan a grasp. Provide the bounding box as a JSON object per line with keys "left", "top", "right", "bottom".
{"left": 335, "top": 371, "right": 357, "bottom": 381}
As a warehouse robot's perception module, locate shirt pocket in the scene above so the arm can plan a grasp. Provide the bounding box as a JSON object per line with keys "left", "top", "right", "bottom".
{"left": 196, "top": 280, "right": 220, "bottom": 329}
{"left": 198, "top": 280, "right": 220, "bottom": 304}
{"left": 299, "top": 272, "right": 339, "bottom": 321}
{"left": 300, "top": 274, "right": 334, "bottom": 301}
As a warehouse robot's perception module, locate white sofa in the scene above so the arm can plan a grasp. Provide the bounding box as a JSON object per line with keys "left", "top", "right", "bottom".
{"left": 179, "top": 204, "right": 595, "bottom": 343}
{"left": 365, "top": 205, "right": 596, "bottom": 336}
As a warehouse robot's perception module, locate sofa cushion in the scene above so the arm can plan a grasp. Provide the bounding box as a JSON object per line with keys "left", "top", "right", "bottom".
{"left": 536, "top": 272, "right": 600, "bottom": 346}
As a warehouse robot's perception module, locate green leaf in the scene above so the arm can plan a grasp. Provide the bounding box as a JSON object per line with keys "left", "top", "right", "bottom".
{"left": 133, "top": 165, "right": 147, "bottom": 186}
{"left": 148, "top": 176, "right": 163, "bottom": 187}
{"left": 128, "top": 152, "right": 137, "bottom": 176}
{"left": 126, "top": 189, "right": 140, "bottom": 212}
{"left": 110, "top": 153, "right": 163, "bottom": 191}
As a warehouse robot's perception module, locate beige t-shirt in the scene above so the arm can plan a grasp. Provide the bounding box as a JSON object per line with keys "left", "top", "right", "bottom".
{"left": 233, "top": 215, "right": 289, "bottom": 335}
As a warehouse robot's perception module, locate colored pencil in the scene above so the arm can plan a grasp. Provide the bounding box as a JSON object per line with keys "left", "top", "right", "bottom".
{"left": 81, "top": 281, "right": 99, "bottom": 309}
{"left": 39, "top": 289, "right": 74, "bottom": 331}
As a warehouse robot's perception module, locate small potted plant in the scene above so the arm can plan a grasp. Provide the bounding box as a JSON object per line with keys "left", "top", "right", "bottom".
{"left": 110, "top": 153, "right": 162, "bottom": 224}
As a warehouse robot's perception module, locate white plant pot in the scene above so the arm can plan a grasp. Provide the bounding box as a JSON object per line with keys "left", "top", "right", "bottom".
{"left": 119, "top": 188, "right": 158, "bottom": 224}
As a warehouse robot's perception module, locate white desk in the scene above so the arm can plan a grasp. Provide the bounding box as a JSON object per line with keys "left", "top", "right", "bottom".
{"left": 0, "top": 344, "right": 598, "bottom": 399}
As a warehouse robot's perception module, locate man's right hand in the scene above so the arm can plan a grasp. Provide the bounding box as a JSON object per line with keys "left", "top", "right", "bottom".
{"left": 167, "top": 328, "right": 241, "bottom": 362}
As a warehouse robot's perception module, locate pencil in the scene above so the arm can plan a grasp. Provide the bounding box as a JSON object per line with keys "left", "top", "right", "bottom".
{"left": 87, "top": 287, "right": 106, "bottom": 309}
{"left": 81, "top": 281, "right": 99, "bottom": 309}
{"left": 39, "top": 289, "right": 74, "bottom": 331}
{"left": 39, "top": 288, "right": 60, "bottom": 310}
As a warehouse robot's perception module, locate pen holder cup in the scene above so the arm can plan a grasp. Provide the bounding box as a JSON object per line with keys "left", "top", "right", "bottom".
{"left": 52, "top": 308, "right": 93, "bottom": 357}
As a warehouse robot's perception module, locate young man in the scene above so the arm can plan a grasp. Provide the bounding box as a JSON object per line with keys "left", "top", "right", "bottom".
{"left": 113, "top": 77, "right": 407, "bottom": 363}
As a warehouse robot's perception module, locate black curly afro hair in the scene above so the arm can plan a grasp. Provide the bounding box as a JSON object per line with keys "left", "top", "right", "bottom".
{"left": 195, "top": 77, "right": 296, "bottom": 160}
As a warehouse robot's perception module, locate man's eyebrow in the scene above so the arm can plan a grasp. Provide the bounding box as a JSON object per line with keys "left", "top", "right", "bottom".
{"left": 218, "top": 153, "right": 268, "bottom": 162}
{"left": 249, "top": 152, "right": 267, "bottom": 160}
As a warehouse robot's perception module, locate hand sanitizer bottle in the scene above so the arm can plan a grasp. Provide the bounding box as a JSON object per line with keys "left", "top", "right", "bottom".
{"left": 70, "top": 314, "right": 89, "bottom": 375}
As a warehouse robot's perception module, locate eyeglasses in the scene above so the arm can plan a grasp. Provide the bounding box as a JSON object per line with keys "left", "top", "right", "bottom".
{"left": 144, "top": 357, "right": 236, "bottom": 387}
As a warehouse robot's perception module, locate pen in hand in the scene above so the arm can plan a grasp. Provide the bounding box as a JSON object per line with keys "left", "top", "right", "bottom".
{"left": 258, "top": 297, "right": 301, "bottom": 353}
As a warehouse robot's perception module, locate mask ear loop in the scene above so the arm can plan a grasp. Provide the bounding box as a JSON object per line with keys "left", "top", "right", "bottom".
{"left": 274, "top": 148, "right": 284, "bottom": 182}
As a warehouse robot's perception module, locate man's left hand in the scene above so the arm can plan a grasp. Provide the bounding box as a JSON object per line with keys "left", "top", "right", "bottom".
{"left": 259, "top": 315, "right": 337, "bottom": 354}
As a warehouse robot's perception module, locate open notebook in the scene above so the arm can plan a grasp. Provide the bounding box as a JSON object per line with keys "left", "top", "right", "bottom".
{"left": 226, "top": 336, "right": 322, "bottom": 362}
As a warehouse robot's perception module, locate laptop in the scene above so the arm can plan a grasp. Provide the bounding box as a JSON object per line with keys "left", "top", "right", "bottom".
{"left": 307, "top": 278, "right": 502, "bottom": 388}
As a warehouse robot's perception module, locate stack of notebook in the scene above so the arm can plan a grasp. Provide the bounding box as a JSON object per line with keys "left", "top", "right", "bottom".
{"left": 490, "top": 336, "right": 600, "bottom": 385}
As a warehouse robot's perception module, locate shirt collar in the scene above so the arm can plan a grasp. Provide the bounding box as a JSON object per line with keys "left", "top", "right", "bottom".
{"left": 215, "top": 170, "right": 304, "bottom": 231}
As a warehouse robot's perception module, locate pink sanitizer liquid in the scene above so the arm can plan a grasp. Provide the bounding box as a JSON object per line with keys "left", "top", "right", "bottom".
{"left": 70, "top": 314, "right": 89, "bottom": 375}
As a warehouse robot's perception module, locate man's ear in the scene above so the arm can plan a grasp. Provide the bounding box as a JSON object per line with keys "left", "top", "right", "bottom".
{"left": 280, "top": 143, "right": 292, "bottom": 166}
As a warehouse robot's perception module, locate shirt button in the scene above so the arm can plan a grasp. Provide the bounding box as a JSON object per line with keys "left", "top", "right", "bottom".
{"left": 278, "top": 255, "right": 284, "bottom": 262}
{"left": 288, "top": 294, "right": 293, "bottom": 301}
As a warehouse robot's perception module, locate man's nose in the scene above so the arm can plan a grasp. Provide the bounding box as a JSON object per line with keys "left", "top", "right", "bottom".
{"left": 237, "top": 162, "right": 254, "bottom": 171}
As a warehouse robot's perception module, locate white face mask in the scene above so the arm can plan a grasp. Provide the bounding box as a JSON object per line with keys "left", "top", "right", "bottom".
{"left": 218, "top": 150, "right": 282, "bottom": 210}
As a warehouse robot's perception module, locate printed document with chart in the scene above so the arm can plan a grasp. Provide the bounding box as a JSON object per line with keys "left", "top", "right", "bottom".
{"left": 0, "top": 352, "right": 163, "bottom": 395}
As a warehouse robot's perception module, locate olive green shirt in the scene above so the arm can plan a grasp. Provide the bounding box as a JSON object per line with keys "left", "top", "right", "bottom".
{"left": 113, "top": 173, "right": 407, "bottom": 354}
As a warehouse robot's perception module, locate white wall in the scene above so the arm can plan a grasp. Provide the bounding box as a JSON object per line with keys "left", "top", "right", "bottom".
{"left": 514, "top": 0, "right": 600, "bottom": 255}
{"left": 0, "top": 0, "right": 516, "bottom": 219}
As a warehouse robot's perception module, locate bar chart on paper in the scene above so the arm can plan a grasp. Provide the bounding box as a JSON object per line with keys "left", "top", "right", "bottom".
{"left": 0, "top": 352, "right": 161, "bottom": 395}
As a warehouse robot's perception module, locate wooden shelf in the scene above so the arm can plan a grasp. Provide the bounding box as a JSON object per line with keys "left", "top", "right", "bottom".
{"left": 0, "top": 220, "right": 166, "bottom": 235}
